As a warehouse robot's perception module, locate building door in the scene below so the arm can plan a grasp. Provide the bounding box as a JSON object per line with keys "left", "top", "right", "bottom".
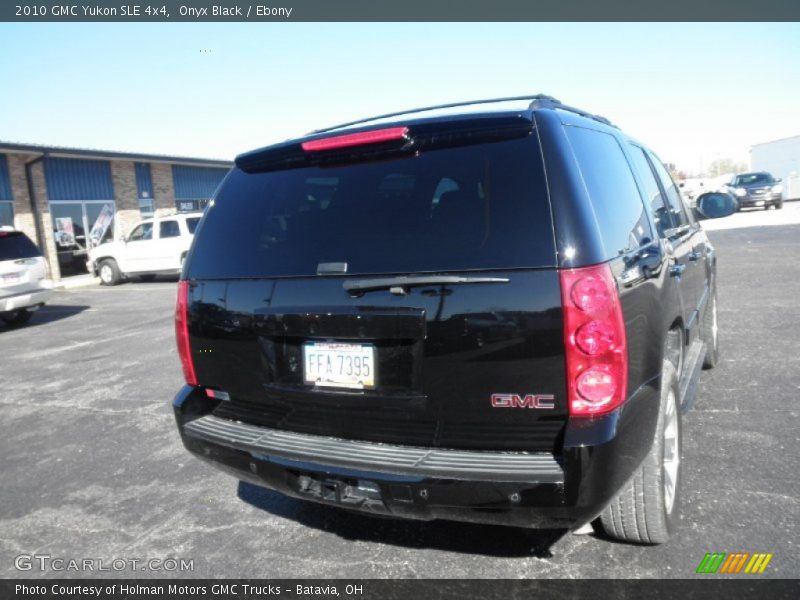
{"left": 51, "top": 201, "right": 115, "bottom": 277}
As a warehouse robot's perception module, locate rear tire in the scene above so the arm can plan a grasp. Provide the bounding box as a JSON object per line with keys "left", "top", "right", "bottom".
{"left": 776, "top": 200, "right": 783, "bottom": 209}
{"left": 600, "top": 360, "right": 681, "bottom": 544}
{"left": 702, "top": 291, "right": 719, "bottom": 369}
{"left": 1, "top": 309, "right": 33, "bottom": 326}
{"left": 98, "top": 259, "right": 121, "bottom": 286}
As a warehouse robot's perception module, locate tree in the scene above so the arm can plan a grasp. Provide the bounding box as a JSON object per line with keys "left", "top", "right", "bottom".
{"left": 707, "top": 158, "right": 747, "bottom": 178}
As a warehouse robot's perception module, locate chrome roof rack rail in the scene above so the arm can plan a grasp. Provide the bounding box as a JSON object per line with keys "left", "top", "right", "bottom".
{"left": 311, "top": 94, "right": 559, "bottom": 134}
{"left": 528, "top": 97, "right": 617, "bottom": 128}
{"left": 310, "top": 94, "right": 616, "bottom": 134}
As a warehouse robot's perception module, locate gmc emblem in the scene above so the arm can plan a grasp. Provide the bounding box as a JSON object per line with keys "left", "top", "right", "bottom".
{"left": 491, "top": 393, "right": 555, "bottom": 409}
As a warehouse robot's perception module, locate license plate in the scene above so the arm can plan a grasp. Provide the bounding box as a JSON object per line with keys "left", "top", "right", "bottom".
{"left": 303, "top": 342, "right": 375, "bottom": 389}
{"left": 2, "top": 273, "right": 20, "bottom": 285}
{"left": 755, "top": 201, "right": 765, "bottom": 206}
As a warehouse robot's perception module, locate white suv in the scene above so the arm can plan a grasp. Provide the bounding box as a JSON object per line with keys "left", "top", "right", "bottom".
{"left": 87, "top": 212, "right": 202, "bottom": 286}
{"left": 0, "top": 228, "right": 54, "bottom": 326}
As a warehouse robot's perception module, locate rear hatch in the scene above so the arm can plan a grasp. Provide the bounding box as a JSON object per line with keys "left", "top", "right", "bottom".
{"left": 0, "top": 231, "right": 47, "bottom": 299}
{"left": 185, "top": 117, "right": 567, "bottom": 452}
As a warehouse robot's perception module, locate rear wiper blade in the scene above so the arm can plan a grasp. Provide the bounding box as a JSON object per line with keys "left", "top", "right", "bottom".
{"left": 343, "top": 275, "right": 510, "bottom": 295}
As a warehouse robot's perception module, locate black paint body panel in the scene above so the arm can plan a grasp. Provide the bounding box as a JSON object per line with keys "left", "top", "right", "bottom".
{"left": 187, "top": 270, "right": 568, "bottom": 452}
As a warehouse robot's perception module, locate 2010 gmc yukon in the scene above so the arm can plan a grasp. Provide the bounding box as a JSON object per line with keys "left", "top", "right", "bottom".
{"left": 172, "top": 95, "right": 735, "bottom": 544}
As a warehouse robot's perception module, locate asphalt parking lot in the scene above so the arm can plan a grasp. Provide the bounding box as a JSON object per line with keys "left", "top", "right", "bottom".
{"left": 1, "top": 215, "right": 798, "bottom": 579}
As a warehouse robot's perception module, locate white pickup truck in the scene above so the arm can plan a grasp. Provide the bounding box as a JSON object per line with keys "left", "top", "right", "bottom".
{"left": 87, "top": 213, "right": 202, "bottom": 285}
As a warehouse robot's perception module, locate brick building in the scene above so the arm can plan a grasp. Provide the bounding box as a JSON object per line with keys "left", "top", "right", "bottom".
{"left": 0, "top": 142, "right": 231, "bottom": 280}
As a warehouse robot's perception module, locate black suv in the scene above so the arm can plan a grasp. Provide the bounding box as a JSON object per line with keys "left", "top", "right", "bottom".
{"left": 173, "top": 96, "right": 734, "bottom": 544}
{"left": 726, "top": 171, "right": 783, "bottom": 210}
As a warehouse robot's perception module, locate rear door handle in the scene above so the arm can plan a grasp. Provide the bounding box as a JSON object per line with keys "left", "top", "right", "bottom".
{"left": 669, "top": 263, "right": 686, "bottom": 277}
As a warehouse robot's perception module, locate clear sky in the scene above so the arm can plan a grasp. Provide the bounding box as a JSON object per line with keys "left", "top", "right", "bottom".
{"left": 1, "top": 22, "right": 799, "bottom": 173}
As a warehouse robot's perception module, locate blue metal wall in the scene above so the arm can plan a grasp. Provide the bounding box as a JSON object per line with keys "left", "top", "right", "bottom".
{"left": 134, "top": 162, "right": 153, "bottom": 199}
{"left": 172, "top": 165, "right": 228, "bottom": 199}
{"left": 43, "top": 157, "right": 114, "bottom": 201}
{"left": 0, "top": 155, "right": 12, "bottom": 200}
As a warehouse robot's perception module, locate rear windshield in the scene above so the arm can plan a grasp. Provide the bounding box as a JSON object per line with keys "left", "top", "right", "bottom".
{"left": 188, "top": 137, "right": 554, "bottom": 279}
{"left": 0, "top": 232, "right": 42, "bottom": 261}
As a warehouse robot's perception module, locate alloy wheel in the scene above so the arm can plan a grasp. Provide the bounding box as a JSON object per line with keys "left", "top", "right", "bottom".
{"left": 711, "top": 298, "right": 718, "bottom": 352}
{"left": 663, "top": 390, "right": 680, "bottom": 514}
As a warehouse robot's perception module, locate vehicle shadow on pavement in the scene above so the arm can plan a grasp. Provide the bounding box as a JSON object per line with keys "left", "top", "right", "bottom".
{"left": 0, "top": 304, "right": 89, "bottom": 331}
{"left": 124, "top": 274, "right": 180, "bottom": 285}
{"left": 238, "top": 481, "right": 567, "bottom": 558}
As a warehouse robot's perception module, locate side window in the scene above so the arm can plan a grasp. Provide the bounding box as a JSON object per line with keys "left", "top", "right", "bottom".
{"left": 128, "top": 223, "right": 153, "bottom": 242}
{"left": 627, "top": 144, "right": 674, "bottom": 238}
{"left": 647, "top": 152, "right": 690, "bottom": 228}
{"left": 566, "top": 126, "right": 653, "bottom": 256}
{"left": 159, "top": 220, "right": 180, "bottom": 238}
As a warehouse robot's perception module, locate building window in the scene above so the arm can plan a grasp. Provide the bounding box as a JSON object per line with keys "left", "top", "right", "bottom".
{"left": 134, "top": 162, "right": 155, "bottom": 217}
{"left": 0, "top": 201, "right": 13, "bottom": 227}
{"left": 0, "top": 155, "right": 13, "bottom": 226}
{"left": 138, "top": 195, "right": 155, "bottom": 217}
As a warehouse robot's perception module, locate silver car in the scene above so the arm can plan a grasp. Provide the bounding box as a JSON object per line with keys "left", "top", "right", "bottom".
{"left": 0, "top": 228, "right": 53, "bottom": 326}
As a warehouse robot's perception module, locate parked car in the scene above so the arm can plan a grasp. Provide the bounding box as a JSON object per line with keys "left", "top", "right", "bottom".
{"left": 724, "top": 171, "right": 783, "bottom": 210}
{"left": 0, "top": 228, "right": 53, "bottom": 326}
{"left": 87, "top": 212, "right": 202, "bottom": 285}
{"left": 172, "top": 95, "right": 736, "bottom": 544}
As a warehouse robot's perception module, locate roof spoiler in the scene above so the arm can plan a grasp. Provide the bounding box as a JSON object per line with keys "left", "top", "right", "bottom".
{"left": 235, "top": 114, "right": 534, "bottom": 174}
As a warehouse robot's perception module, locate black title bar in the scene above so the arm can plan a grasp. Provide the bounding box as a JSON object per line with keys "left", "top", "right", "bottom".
{"left": 3, "top": 579, "right": 800, "bottom": 600}
{"left": 2, "top": 0, "right": 800, "bottom": 22}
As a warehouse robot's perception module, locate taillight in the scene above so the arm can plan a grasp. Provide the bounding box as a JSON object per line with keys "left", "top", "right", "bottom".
{"left": 175, "top": 280, "right": 197, "bottom": 386}
{"left": 560, "top": 263, "right": 627, "bottom": 416}
{"left": 301, "top": 127, "right": 409, "bottom": 152}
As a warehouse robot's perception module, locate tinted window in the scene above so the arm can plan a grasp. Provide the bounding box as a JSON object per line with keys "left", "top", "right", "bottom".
{"left": 186, "top": 217, "right": 201, "bottom": 234}
{"left": 648, "top": 152, "right": 689, "bottom": 228}
{"left": 627, "top": 144, "right": 673, "bottom": 238}
{"left": 159, "top": 220, "right": 180, "bottom": 238}
{"left": 0, "top": 232, "right": 41, "bottom": 260}
{"left": 129, "top": 223, "right": 153, "bottom": 241}
{"left": 566, "top": 127, "right": 652, "bottom": 255}
{"left": 188, "top": 137, "right": 554, "bottom": 279}
{"left": 734, "top": 172, "right": 774, "bottom": 186}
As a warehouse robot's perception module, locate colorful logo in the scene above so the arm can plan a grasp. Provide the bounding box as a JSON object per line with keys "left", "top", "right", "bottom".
{"left": 696, "top": 552, "right": 773, "bottom": 574}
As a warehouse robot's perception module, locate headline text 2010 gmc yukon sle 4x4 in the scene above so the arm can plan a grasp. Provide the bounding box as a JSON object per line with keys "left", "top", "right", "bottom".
{"left": 173, "top": 96, "right": 735, "bottom": 544}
